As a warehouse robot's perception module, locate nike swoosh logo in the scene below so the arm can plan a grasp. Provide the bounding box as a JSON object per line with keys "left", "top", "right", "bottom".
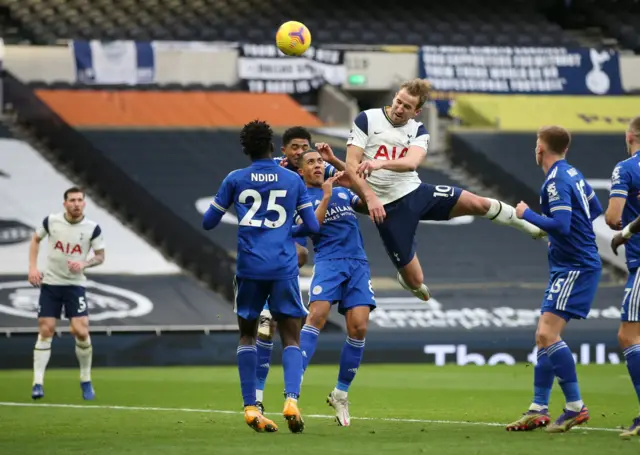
{"left": 374, "top": 131, "right": 383, "bottom": 134}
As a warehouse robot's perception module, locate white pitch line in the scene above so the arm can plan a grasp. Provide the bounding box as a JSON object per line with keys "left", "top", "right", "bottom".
{"left": 0, "top": 402, "right": 623, "bottom": 433}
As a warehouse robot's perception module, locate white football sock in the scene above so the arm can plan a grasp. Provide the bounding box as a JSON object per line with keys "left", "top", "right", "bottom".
{"left": 33, "top": 336, "right": 52, "bottom": 385}
{"left": 333, "top": 387, "right": 348, "bottom": 398}
{"left": 529, "top": 403, "right": 548, "bottom": 412}
{"left": 256, "top": 389, "right": 264, "bottom": 402}
{"left": 484, "top": 199, "right": 543, "bottom": 238}
{"left": 566, "top": 400, "right": 584, "bottom": 412}
{"left": 75, "top": 336, "right": 93, "bottom": 383}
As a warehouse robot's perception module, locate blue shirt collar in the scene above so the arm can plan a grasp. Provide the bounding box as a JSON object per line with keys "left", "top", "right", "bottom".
{"left": 545, "top": 158, "right": 566, "bottom": 178}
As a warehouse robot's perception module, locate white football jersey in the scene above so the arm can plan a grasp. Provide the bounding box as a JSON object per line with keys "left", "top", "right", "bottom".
{"left": 347, "top": 108, "right": 430, "bottom": 205}
{"left": 35, "top": 212, "right": 106, "bottom": 286}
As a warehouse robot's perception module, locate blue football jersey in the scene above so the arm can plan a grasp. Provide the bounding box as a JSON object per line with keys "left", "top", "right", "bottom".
{"left": 211, "top": 159, "right": 313, "bottom": 279}
{"left": 610, "top": 151, "right": 640, "bottom": 268}
{"left": 296, "top": 187, "right": 367, "bottom": 262}
{"left": 540, "top": 160, "right": 601, "bottom": 271}
{"left": 273, "top": 155, "right": 336, "bottom": 180}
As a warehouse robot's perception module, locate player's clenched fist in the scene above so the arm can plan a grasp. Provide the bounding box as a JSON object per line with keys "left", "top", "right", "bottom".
{"left": 515, "top": 201, "right": 529, "bottom": 219}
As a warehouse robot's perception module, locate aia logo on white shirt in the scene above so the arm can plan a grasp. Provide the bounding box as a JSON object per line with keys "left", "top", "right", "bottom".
{"left": 373, "top": 145, "right": 408, "bottom": 161}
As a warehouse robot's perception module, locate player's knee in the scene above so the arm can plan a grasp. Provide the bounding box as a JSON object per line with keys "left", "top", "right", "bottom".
{"left": 74, "top": 331, "right": 90, "bottom": 342}
{"left": 239, "top": 334, "right": 257, "bottom": 346}
{"left": 535, "top": 327, "right": 559, "bottom": 348}
{"left": 39, "top": 325, "right": 55, "bottom": 338}
{"left": 466, "top": 194, "right": 491, "bottom": 216}
{"left": 618, "top": 325, "right": 639, "bottom": 348}
{"left": 347, "top": 320, "right": 367, "bottom": 340}
{"left": 307, "top": 306, "right": 328, "bottom": 330}
{"left": 38, "top": 320, "right": 55, "bottom": 338}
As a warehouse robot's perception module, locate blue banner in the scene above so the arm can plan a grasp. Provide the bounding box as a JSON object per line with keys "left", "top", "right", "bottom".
{"left": 419, "top": 46, "right": 624, "bottom": 115}
{"left": 72, "top": 40, "right": 155, "bottom": 85}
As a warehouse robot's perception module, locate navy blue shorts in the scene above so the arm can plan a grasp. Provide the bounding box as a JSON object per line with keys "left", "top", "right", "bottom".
{"left": 541, "top": 268, "right": 601, "bottom": 321}
{"left": 308, "top": 259, "right": 376, "bottom": 315}
{"left": 38, "top": 284, "right": 88, "bottom": 319}
{"left": 376, "top": 183, "right": 463, "bottom": 268}
{"left": 234, "top": 276, "right": 307, "bottom": 321}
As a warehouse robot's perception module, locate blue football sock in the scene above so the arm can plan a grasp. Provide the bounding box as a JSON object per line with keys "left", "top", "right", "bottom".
{"left": 237, "top": 345, "right": 257, "bottom": 407}
{"left": 533, "top": 348, "right": 554, "bottom": 407}
{"left": 623, "top": 344, "right": 640, "bottom": 406}
{"left": 336, "top": 337, "right": 365, "bottom": 392}
{"left": 282, "top": 345, "right": 303, "bottom": 399}
{"left": 300, "top": 325, "right": 320, "bottom": 372}
{"left": 547, "top": 340, "right": 582, "bottom": 405}
{"left": 255, "top": 339, "right": 273, "bottom": 395}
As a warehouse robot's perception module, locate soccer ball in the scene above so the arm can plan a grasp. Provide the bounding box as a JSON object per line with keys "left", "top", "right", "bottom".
{"left": 276, "top": 21, "right": 311, "bottom": 56}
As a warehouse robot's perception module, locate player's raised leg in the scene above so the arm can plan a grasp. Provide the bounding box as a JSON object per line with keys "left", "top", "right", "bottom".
{"left": 618, "top": 269, "right": 640, "bottom": 438}
{"left": 235, "top": 278, "right": 278, "bottom": 433}
{"left": 448, "top": 190, "right": 545, "bottom": 239}
{"left": 31, "top": 284, "right": 59, "bottom": 400}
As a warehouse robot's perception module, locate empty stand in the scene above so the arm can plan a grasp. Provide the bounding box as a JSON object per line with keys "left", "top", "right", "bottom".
{"left": 569, "top": 0, "right": 640, "bottom": 52}
{"left": 2, "top": 0, "right": 581, "bottom": 46}
{"left": 35, "top": 90, "right": 323, "bottom": 127}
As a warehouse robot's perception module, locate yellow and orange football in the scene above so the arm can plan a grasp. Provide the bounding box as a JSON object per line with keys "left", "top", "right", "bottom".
{"left": 276, "top": 21, "right": 311, "bottom": 56}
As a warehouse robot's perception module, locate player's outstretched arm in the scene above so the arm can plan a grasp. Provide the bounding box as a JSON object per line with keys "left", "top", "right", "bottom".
{"left": 515, "top": 201, "right": 571, "bottom": 236}
{"left": 357, "top": 146, "right": 426, "bottom": 175}
{"left": 345, "top": 145, "right": 385, "bottom": 224}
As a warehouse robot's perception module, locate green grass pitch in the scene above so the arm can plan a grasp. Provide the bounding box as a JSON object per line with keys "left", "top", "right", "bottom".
{"left": 0, "top": 364, "right": 639, "bottom": 454}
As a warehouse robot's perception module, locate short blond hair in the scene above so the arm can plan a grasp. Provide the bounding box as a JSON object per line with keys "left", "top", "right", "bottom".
{"left": 628, "top": 116, "right": 640, "bottom": 142}
{"left": 537, "top": 125, "right": 571, "bottom": 155}
{"left": 399, "top": 79, "right": 432, "bottom": 109}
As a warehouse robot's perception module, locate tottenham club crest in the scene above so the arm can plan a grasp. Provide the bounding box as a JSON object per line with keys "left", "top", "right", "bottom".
{"left": 0, "top": 280, "right": 154, "bottom": 321}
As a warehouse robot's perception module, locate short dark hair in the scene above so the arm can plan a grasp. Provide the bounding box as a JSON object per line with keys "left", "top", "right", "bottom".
{"left": 537, "top": 125, "right": 571, "bottom": 155}
{"left": 296, "top": 149, "right": 320, "bottom": 169}
{"left": 64, "top": 186, "right": 84, "bottom": 200}
{"left": 240, "top": 120, "right": 273, "bottom": 160}
{"left": 282, "top": 126, "right": 311, "bottom": 147}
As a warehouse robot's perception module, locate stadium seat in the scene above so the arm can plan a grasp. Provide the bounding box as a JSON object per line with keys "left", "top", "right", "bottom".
{"left": 0, "top": 0, "right": 585, "bottom": 46}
